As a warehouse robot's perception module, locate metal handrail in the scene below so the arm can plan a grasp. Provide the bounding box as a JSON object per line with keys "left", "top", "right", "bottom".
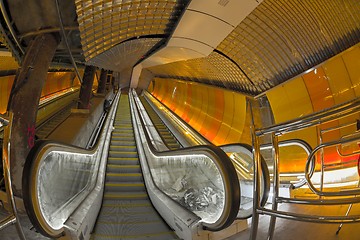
{"left": 260, "top": 139, "right": 313, "bottom": 189}
{"left": 0, "top": 113, "right": 26, "bottom": 239}
{"left": 131, "top": 90, "right": 240, "bottom": 231}
{"left": 256, "top": 97, "right": 360, "bottom": 136}
{"left": 250, "top": 95, "right": 360, "bottom": 240}
{"left": 336, "top": 131, "right": 360, "bottom": 157}
{"left": 305, "top": 133, "right": 360, "bottom": 197}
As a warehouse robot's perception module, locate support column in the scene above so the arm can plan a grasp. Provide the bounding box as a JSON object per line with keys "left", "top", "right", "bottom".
{"left": 7, "top": 33, "right": 60, "bottom": 197}
{"left": 78, "top": 65, "right": 96, "bottom": 109}
{"left": 96, "top": 69, "right": 107, "bottom": 94}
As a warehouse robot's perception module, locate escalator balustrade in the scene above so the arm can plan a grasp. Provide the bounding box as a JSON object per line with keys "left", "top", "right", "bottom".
{"left": 140, "top": 97, "right": 181, "bottom": 150}
{"left": 92, "top": 94, "right": 178, "bottom": 240}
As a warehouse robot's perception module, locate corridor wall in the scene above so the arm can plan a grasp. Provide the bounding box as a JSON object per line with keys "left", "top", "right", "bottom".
{"left": 265, "top": 44, "right": 360, "bottom": 171}
{"left": 0, "top": 71, "right": 81, "bottom": 114}
{"left": 149, "top": 79, "right": 251, "bottom": 146}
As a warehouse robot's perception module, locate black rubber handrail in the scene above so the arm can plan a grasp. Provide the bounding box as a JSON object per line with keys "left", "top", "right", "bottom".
{"left": 220, "top": 143, "right": 270, "bottom": 214}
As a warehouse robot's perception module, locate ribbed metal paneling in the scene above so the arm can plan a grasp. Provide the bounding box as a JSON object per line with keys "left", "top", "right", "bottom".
{"left": 75, "top": 0, "right": 189, "bottom": 62}
{"left": 147, "top": 51, "right": 258, "bottom": 95}
{"left": 87, "top": 38, "right": 161, "bottom": 72}
{"left": 146, "top": 0, "right": 360, "bottom": 95}
{"left": 217, "top": 0, "right": 360, "bottom": 94}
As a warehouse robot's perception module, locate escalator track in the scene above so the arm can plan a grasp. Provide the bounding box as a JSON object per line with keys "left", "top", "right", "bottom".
{"left": 36, "top": 102, "right": 76, "bottom": 139}
{"left": 92, "top": 94, "right": 178, "bottom": 240}
{"left": 140, "top": 97, "right": 181, "bottom": 150}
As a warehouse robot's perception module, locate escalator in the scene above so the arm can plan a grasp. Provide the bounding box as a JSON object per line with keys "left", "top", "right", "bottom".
{"left": 36, "top": 102, "right": 75, "bottom": 139}
{"left": 140, "top": 97, "right": 181, "bottom": 150}
{"left": 92, "top": 94, "right": 178, "bottom": 239}
{"left": 22, "top": 91, "right": 240, "bottom": 240}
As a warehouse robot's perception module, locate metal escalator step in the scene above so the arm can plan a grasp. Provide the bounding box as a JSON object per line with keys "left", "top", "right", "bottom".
{"left": 92, "top": 231, "right": 177, "bottom": 240}
{"left": 100, "top": 199, "right": 154, "bottom": 214}
{"left": 164, "top": 139, "right": 178, "bottom": 144}
{"left": 109, "top": 145, "right": 136, "bottom": 151}
{"left": 106, "top": 173, "right": 143, "bottom": 182}
{"left": 102, "top": 199, "right": 152, "bottom": 208}
{"left": 105, "top": 182, "right": 145, "bottom": 192}
{"left": 104, "top": 191, "right": 148, "bottom": 200}
{"left": 161, "top": 134, "right": 173, "bottom": 138}
{"left": 93, "top": 213, "right": 177, "bottom": 239}
{"left": 106, "top": 164, "right": 140, "bottom": 173}
{"left": 111, "top": 134, "right": 134, "bottom": 138}
{"left": 111, "top": 136, "right": 135, "bottom": 142}
{"left": 109, "top": 151, "right": 138, "bottom": 158}
{"left": 110, "top": 140, "right": 135, "bottom": 146}
{"left": 107, "top": 157, "right": 139, "bottom": 165}
{"left": 166, "top": 141, "right": 179, "bottom": 146}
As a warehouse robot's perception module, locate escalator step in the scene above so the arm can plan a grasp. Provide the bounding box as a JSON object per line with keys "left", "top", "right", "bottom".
{"left": 104, "top": 191, "right": 148, "bottom": 200}
{"left": 105, "top": 182, "right": 145, "bottom": 192}
{"left": 107, "top": 157, "right": 139, "bottom": 165}
{"left": 111, "top": 133, "right": 134, "bottom": 138}
{"left": 109, "top": 151, "right": 138, "bottom": 158}
{"left": 107, "top": 164, "right": 140, "bottom": 173}
{"left": 109, "top": 145, "right": 136, "bottom": 151}
{"left": 110, "top": 140, "right": 135, "bottom": 146}
{"left": 106, "top": 173, "right": 143, "bottom": 182}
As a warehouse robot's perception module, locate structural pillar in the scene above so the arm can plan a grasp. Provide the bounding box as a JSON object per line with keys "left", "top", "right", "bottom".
{"left": 78, "top": 65, "right": 96, "bottom": 109}
{"left": 96, "top": 69, "right": 107, "bottom": 94}
{"left": 7, "top": 33, "right": 60, "bottom": 197}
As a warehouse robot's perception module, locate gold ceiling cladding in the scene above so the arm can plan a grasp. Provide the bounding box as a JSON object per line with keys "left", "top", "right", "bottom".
{"left": 147, "top": 51, "right": 259, "bottom": 95}
{"left": 147, "top": 0, "right": 360, "bottom": 96}
{"left": 75, "top": 0, "right": 186, "bottom": 62}
{"left": 86, "top": 37, "right": 161, "bottom": 72}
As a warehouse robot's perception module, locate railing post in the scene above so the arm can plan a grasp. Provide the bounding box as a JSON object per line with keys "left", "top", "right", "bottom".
{"left": 249, "top": 100, "right": 261, "bottom": 240}
{"left": 1, "top": 113, "right": 26, "bottom": 239}
{"left": 267, "top": 133, "right": 279, "bottom": 240}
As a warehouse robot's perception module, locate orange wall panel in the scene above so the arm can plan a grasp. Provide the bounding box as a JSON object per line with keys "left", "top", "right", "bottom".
{"left": 0, "top": 71, "right": 79, "bottom": 114}
{"left": 149, "top": 78, "right": 249, "bottom": 146}
{"left": 342, "top": 46, "right": 360, "bottom": 97}
{"left": 0, "top": 76, "right": 15, "bottom": 113}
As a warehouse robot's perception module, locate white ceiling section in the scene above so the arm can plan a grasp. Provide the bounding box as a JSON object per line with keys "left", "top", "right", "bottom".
{"left": 132, "top": 0, "right": 263, "bottom": 87}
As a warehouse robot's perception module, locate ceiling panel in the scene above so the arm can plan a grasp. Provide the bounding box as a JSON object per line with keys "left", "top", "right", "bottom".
{"left": 87, "top": 37, "right": 162, "bottom": 72}
{"left": 75, "top": 0, "right": 189, "bottom": 62}
{"left": 147, "top": 51, "right": 257, "bottom": 95}
{"left": 145, "top": 0, "right": 360, "bottom": 95}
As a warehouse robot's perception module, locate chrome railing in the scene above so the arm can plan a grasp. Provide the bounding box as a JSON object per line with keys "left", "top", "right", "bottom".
{"left": 22, "top": 93, "right": 119, "bottom": 238}
{"left": 249, "top": 96, "right": 360, "bottom": 240}
{"left": 131, "top": 89, "right": 240, "bottom": 233}
{"left": 260, "top": 139, "right": 313, "bottom": 189}
{"left": 0, "top": 113, "right": 26, "bottom": 240}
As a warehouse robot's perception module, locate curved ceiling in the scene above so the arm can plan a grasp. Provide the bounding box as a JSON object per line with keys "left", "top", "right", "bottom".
{"left": 75, "top": 0, "right": 190, "bottom": 62}
{"left": 144, "top": 0, "right": 360, "bottom": 96}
